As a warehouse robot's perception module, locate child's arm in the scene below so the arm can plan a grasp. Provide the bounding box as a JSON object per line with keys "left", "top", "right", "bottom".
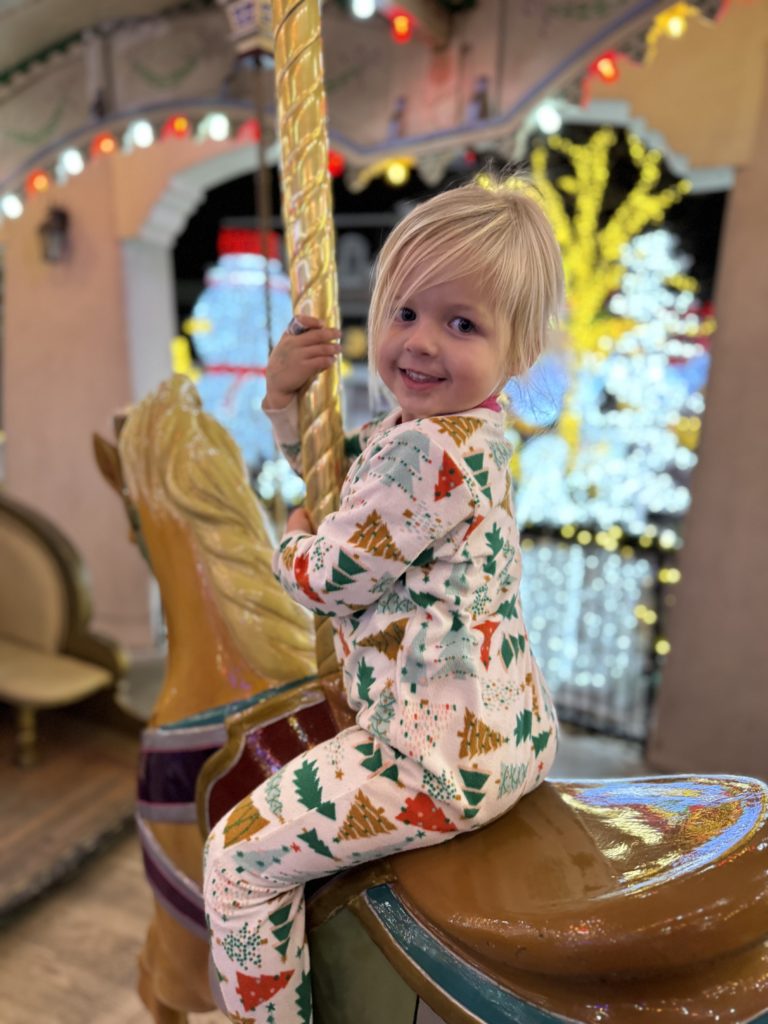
{"left": 265, "top": 401, "right": 380, "bottom": 479}
{"left": 263, "top": 315, "right": 342, "bottom": 474}
{"left": 273, "top": 431, "right": 478, "bottom": 617}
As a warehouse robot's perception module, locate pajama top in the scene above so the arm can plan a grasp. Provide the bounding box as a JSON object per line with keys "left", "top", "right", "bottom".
{"left": 267, "top": 400, "right": 557, "bottom": 824}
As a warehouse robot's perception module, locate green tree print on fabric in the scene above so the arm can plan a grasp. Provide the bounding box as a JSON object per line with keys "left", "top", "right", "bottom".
{"left": 269, "top": 904, "right": 294, "bottom": 962}
{"left": 482, "top": 522, "right": 504, "bottom": 575}
{"left": 235, "top": 846, "right": 291, "bottom": 874}
{"left": 265, "top": 768, "right": 285, "bottom": 821}
{"left": 533, "top": 729, "right": 552, "bottom": 755}
{"left": 514, "top": 709, "right": 533, "bottom": 745}
{"left": 470, "top": 583, "right": 492, "bottom": 617}
{"left": 298, "top": 827, "right": 337, "bottom": 860}
{"left": 401, "top": 619, "right": 429, "bottom": 692}
{"left": 489, "top": 439, "right": 514, "bottom": 469}
{"left": 355, "top": 739, "right": 383, "bottom": 772}
{"left": 497, "top": 595, "right": 519, "bottom": 620}
{"left": 324, "top": 548, "right": 367, "bottom": 595}
{"left": 444, "top": 561, "right": 469, "bottom": 603}
{"left": 293, "top": 760, "right": 336, "bottom": 819}
{"left": 436, "top": 612, "right": 475, "bottom": 679}
{"left": 459, "top": 767, "right": 490, "bottom": 819}
{"left": 501, "top": 632, "right": 526, "bottom": 668}
{"left": 369, "top": 685, "right": 396, "bottom": 740}
{"left": 222, "top": 920, "right": 263, "bottom": 970}
{"left": 367, "top": 430, "right": 432, "bottom": 498}
{"left": 356, "top": 739, "right": 400, "bottom": 781}
{"left": 422, "top": 766, "right": 459, "bottom": 801}
{"left": 295, "top": 971, "right": 312, "bottom": 1024}
{"left": 408, "top": 587, "right": 438, "bottom": 608}
{"left": 356, "top": 658, "right": 375, "bottom": 705}
{"left": 371, "top": 572, "right": 399, "bottom": 595}
{"left": 498, "top": 762, "right": 527, "bottom": 798}
{"left": 464, "top": 451, "right": 493, "bottom": 501}
{"left": 378, "top": 591, "right": 416, "bottom": 614}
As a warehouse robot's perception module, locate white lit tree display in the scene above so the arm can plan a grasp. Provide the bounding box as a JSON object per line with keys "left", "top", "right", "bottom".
{"left": 501, "top": 129, "right": 716, "bottom": 737}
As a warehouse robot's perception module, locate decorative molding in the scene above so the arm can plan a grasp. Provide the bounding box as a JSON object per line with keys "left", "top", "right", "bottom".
{"left": 138, "top": 140, "right": 277, "bottom": 246}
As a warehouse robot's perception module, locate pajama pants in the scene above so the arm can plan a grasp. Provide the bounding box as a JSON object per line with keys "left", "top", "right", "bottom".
{"left": 203, "top": 723, "right": 546, "bottom": 1023}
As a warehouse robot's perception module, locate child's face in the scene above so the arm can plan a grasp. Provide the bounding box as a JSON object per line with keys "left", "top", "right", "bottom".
{"left": 376, "top": 271, "right": 506, "bottom": 421}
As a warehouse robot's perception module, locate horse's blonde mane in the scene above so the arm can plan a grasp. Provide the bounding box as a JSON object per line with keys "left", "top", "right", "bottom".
{"left": 119, "top": 375, "right": 315, "bottom": 682}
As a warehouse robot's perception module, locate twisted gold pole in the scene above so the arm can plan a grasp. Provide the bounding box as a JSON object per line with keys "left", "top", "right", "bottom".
{"left": 272, "top": 0, "right": 344, "bottom": 674}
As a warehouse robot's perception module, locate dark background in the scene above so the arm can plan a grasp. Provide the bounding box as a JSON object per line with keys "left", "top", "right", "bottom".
{"left": 174, "top": 131, "right": 727, "bottom": 330}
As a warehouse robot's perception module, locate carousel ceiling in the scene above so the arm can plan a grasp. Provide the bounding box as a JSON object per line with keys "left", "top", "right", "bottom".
{"left": 0, "top": 0, "right": 764, "bottom": 204}
{"left": 0, "top": 0, "right": 188, "bottom": 78}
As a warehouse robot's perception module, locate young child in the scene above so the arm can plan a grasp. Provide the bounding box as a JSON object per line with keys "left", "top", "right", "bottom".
{"left": 203, "top": 174, "right": 565, "bottom": 1022}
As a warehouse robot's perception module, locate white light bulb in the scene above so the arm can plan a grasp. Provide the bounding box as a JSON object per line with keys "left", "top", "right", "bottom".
{"left": 535, "top": 103, "right": 562, "bottom": 135}
{"left": 207, "top": 113, "right": 231, "bottom": 142}
{"left": 131, "top": 120, "right": 155, "bottom": 149}
{"left": 60, "top": 148, "right": 85, "bottom": 177}
{"left": 351, "top": 0, "right": 376, "bottom": 17}
{"left": 1, "top": 194, "right": 23, "bottom": 219}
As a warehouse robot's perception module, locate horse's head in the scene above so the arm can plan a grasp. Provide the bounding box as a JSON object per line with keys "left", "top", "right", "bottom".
{"left": 118, "top": 375, "right": 316, "bottom": 723}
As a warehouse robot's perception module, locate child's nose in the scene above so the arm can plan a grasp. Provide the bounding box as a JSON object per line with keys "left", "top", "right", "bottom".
{"left": 405, "top": 324, "right": 438, "bottom": 355}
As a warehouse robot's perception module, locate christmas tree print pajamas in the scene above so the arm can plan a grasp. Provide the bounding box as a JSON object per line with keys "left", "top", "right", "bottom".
{"left": 204, "top": 401, "right": 559, "bottom": 1022}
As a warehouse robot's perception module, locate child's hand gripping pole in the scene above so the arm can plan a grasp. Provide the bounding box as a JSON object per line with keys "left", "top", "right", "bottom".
{"left": 263, "top": 315, "right": 343, "bottom": 413}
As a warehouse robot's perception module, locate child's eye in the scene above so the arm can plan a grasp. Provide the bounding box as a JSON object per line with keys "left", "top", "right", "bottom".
{"left": 450, "top": 316, "right": 476, "bottom": 334}
{"left": 395, "top": 306, "right": 417, "bottom": 322}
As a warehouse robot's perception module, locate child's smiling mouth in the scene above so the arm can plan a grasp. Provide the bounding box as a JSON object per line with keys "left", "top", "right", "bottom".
{"left": 399, "top": 367, "right": 445, "bottom": 387}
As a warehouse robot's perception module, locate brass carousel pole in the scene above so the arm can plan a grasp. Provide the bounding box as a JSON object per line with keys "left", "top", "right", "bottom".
{"left": 218, "top": 0, "right": 345, "bottom": 676}
{"left": 271, "top": 0, "right": 345, "bottom": 676}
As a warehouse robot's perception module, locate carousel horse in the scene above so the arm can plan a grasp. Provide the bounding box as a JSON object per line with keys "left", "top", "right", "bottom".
{"left": 98, "top": 376, "right": 339, "bottom": 1021}
{"left": 104, "top": 375, "right": 768, "bottom": 1024}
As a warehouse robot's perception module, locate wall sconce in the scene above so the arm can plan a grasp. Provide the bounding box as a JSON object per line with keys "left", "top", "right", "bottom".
{"left": 38, "top": 207, "right": 70, "bottom": 263}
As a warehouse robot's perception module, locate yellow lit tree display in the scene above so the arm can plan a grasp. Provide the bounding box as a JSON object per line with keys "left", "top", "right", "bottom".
{"left": 529, "top": 127, "right": 692, "bottom": 359}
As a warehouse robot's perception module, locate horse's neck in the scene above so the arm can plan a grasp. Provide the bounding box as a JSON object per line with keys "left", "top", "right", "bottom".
{"left": 152, "top": 604, "right": 268, "bottom": 727}
{"left": 144, "top": 509, "right": 274, "bottom": 727}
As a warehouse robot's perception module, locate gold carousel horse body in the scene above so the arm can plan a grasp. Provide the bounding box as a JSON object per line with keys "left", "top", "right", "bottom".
{"left": 106, "top": 375, "right": 768, "bottom": 1024}
{"left": 112, "top": 376, "right": 322, "bottom": 1020}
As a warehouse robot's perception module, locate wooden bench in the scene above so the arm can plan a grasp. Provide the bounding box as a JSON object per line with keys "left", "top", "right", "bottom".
{"left": 0, "top": 491, "right": 126, "bottom": 766}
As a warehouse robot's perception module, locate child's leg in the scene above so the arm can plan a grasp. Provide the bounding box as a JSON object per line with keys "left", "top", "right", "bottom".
{"left": 203, "top": 725, "right": 465, "bottom": 1023}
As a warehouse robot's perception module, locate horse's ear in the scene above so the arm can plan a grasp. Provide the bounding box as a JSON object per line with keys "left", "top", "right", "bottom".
{"left": 93, "top": 433, "right": 125, "bottom": 496}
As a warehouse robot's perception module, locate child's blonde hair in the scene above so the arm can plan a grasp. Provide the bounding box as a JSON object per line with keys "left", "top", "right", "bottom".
{"left": 368, "top": 172, "right": 565, "bottom": 387}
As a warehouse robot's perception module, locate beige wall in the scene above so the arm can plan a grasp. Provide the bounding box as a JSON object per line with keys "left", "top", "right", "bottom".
{"left": 647, "top": 53, "right": 768, "bottom": 780}
{"left": 0, "top": 138, "right": 243, "bottom": 649}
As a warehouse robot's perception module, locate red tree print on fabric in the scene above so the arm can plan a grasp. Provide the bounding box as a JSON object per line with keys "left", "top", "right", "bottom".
{"left": 294, "top": 551, "right": 324, "bottom": 603}
{"left": 396, "top": 792, "right": 457, "bottom": 832}
{"left": 236, "top": 969, "right": 294, "bottom": 1010}
{"left": 434, "top": 451, "right": 465, "bottom": 500}
{"left": 472, "top": 619, "right": 499, "bottom": 669}
{"left": 462, "top": 514, "right": 485, "bottom": 541}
